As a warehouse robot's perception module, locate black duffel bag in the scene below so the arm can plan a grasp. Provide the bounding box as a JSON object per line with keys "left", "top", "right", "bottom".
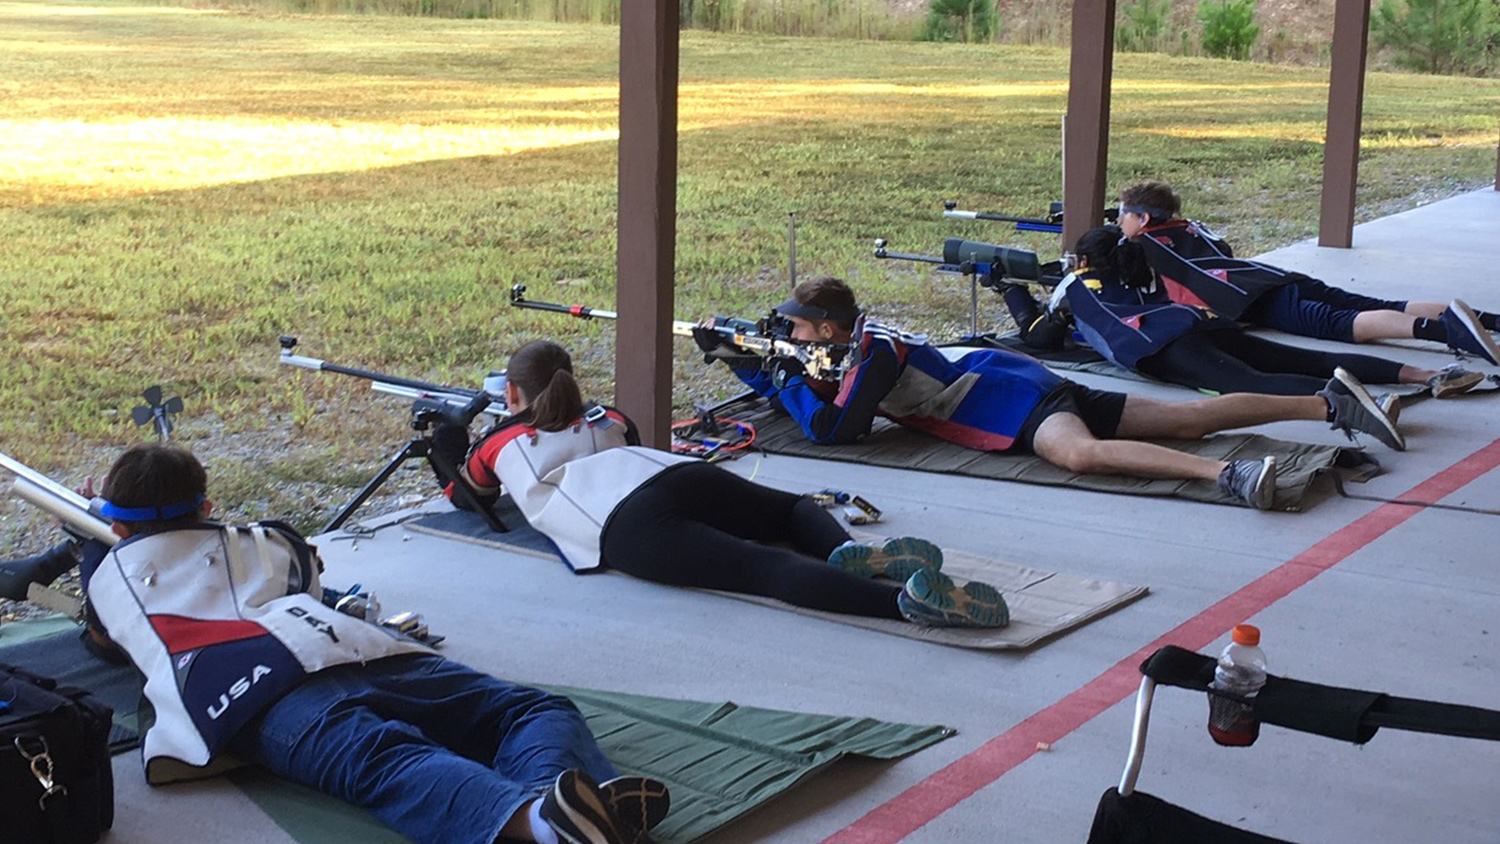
{"left": 0, "top": 662, "right": 115, "bottom": 844}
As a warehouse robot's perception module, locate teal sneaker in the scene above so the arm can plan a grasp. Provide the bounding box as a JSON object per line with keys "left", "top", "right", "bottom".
{"left": 828, "top": 537, "right": 943, "bottom": 581}
{"left": 897, "top": 569, "right": 1009, "bottom": 628}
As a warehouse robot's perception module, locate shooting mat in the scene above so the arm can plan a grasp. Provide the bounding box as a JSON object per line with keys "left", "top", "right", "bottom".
{"left": 0, "top": 618, "right": 950, "bottom": 844}
{"left": 740, "top": 402, "right": 1371, "bottom": 511}
{"left": 408, "top": 503, "right": 1149, "bottom": 650}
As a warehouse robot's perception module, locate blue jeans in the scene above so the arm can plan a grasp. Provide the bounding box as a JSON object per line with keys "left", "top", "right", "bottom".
{"left": 229, "top": 654, "right": 618, "bottom": 844}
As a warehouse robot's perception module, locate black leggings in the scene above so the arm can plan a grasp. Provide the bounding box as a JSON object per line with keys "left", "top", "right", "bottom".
{"left": 1137, "top": 330, "right": 1407, "bottom": 396}
{"left": 600, "top": 463, "right": 903, "bottom": 619}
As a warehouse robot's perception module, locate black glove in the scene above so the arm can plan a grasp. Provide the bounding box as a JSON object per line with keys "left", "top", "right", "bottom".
{"left": 693, "top": 325, "right": 760, "bottom": 367}
{"left": 770, "top": 356, "right": 806, "bottom": 389}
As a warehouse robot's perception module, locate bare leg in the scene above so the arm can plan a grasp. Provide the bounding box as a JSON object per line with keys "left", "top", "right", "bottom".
{"left": 1031, "top": 412, "right": 1226, "bottom": 481}
{"left": 1403, "top": 301, "right": 1447, "bottom": 319}
{"left": 1350, "top": 310, "right": 1419, "bottom": 343}
{"left": 1398, "top": 364, "right": 1439, "bottom": 384}
{"left": 1114, "top": 393, "right": 1327, "bottom": 441}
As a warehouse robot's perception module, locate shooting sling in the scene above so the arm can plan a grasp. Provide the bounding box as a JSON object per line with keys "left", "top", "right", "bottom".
{"left": 0, "top": 663, "right": 115, "bottom": 844}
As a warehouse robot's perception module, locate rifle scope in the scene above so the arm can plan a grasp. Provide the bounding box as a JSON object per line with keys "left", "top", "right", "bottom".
{"left": 942, "top": 239, "right": 1041, "bottom": 281}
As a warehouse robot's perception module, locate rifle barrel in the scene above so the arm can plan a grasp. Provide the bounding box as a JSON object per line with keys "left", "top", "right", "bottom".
{"left": 12, "top": 479, "right": 117, "bottom": 546}
{"left": 0, "top": 451, "right": 91, "bottom": 511}
{"left": 278, "top": 350, "right": 480, "bottom": 397}
{"left": 943, "top": 209, "right": 1052, "bottom": 226}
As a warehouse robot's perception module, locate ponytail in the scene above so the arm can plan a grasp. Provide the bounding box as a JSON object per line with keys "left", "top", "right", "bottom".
{"left": 506, "top": 340, "right": 585, "bottom": 432}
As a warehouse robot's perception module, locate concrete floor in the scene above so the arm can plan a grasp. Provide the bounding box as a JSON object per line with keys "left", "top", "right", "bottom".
{"left": 108, "top": 187, "right": 1500, "bottom": 844}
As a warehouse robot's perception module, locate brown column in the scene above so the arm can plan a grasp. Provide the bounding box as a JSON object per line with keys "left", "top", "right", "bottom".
{"left": 617, "top": 0, "right": 679, "bottom": 450}
{"left": 1319, "top": 0, "right": 1371, "bottom": 248}
{"left": 1062, "top": 0, "right": 1116, "bottom": 252}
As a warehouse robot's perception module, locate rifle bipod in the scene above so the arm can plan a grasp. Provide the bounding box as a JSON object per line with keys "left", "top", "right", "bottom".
{"left": 322, "top": 410, "right": 508, "bottom": 536}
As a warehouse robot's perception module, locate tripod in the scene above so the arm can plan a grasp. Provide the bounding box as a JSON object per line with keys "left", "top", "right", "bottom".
{"left": 322, "top": 404, "right": 509, "bottom": 535}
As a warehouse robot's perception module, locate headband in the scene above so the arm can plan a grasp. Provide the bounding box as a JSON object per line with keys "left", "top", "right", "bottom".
{"left": 99, "top": 493, "right": 206, "bottom": 522}
{"left": 1120, "top": 204, "right": 1173, "bottom": 221}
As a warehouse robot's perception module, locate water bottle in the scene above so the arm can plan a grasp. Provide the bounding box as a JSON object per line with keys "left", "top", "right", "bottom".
{"left": 1207, "top": 624, "right": 1267, "bottom": 747}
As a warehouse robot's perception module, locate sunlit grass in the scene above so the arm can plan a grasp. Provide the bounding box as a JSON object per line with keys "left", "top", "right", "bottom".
{"left": 0, "top": 0, "right": 1496, "bottom": 545}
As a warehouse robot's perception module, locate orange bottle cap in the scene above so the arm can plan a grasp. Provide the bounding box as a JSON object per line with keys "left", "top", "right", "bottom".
{"left": 1232, "top": 624, "right": 1260, "bottom": 646}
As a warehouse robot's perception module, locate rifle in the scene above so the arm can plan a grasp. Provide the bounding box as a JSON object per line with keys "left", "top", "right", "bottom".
{"left": 508, "top": 284, "right": 854, "bottom": 385}
{"left": 873, "top": 237, "right": 1065, "bottom": 338}
{"left": 940, "top": 199, "right": 1120, "bottom": 234}
{"left": 0, "top": 452, "right": 116, "bottom": 547}
{"left": 276, "top": 337, "right": 510, "bottom": 534}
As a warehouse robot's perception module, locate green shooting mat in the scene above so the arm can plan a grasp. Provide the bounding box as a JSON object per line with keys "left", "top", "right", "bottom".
{"left": 739, "top": 401, "right": 1370, "bottom": 512}
{"left": 0, "top": 619, "right": 951, "bottom": 844}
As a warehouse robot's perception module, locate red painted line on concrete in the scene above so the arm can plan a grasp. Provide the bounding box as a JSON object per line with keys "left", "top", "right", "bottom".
{"left": 821, "top": 439, "right": 1500, "bottom": 844}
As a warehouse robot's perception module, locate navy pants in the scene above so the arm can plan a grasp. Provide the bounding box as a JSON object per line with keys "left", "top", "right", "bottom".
{"left": 230, "top": 654, "right": 617, "bottom": 844}
{"left": 1137, "top": 330, "right": 1406, "bottom": 396}
{"left": 1243, "top": 276, "right": 1407, "bottom": 343}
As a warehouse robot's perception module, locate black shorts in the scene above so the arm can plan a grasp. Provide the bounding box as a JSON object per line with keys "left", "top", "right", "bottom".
{"left": 1012, "top": 381, "right": 1128, "bottom": 453}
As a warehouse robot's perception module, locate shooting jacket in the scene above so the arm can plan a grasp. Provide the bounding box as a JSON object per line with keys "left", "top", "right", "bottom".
{"left": 1060, "top": 267, "right": 1234, "bottom": 370}
{"left": 732, "top": 317, "right": 1062, "bottom": 452}
{"left": 1135, "top": 219, "right": 1298, "bottom": 320}
{"left": 86, "top": 523, "right": 429, "bottom": 784}
{"left": 465, "top": 409, "right": 696, "bottom": 571}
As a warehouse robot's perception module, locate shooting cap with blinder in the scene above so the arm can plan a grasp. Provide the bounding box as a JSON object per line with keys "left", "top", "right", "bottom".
{"left": 773, "top": 299, "right": 861, "bottom": 324}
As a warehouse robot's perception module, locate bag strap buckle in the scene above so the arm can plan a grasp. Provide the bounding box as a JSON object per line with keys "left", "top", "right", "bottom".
{"left": 14, "top": 735, "right": 68, "bottom": 809}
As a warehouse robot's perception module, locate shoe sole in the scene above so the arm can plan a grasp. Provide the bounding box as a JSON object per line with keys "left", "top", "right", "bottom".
{"left": 600, "top": 777, "right": 671, "bottom": 844}
{"left": 1431, "top": 369, "right": 1485, "bottom": 399}
{"left": 830, "top": 537, "right": 943, "bottom": 581}
{"left": 1447, "top": 300, "right": 1500, "bottom": 365}
{"left": 546, "top": 771, "right": 626, "bottom": 844}
{"left": 904, "top": 571, "right": 1009, "bottom": 628}
{"left": 1248, "top": 456, "right": 1277, "bottom": 511}
{"left": 1332, "top": 367, "right": 1405, "bottom": 451}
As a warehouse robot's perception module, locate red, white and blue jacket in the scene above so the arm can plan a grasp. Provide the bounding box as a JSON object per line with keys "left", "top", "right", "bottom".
{"left": 1060, "top": 266, "right": 1234, "bottom": 370}
{"left": 1134, "top": 219, "right": 1296, "bottom": 319}
{"left": 464, "top": 407, "right": 696, "bottom": 571}
{"left": 731, "top": 318, "right": 1063, "bottom": 452}
{"left": 85, "top": 523, "right": 430, "bottom": 784}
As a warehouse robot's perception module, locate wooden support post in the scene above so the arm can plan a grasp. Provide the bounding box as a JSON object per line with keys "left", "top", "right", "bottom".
{"left": 1319, "top": 0, "right": 1371, "bottom": 248}
{"left": 617, "top": 0, "right": 679, "bottom": 449}
{"left": 1062, "top": 0, "right": 1116, "bottom": 253}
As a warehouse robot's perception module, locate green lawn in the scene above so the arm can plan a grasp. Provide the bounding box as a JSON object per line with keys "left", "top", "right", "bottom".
{"left": 1, "top": 0, "right": 1496, "bottom": 540}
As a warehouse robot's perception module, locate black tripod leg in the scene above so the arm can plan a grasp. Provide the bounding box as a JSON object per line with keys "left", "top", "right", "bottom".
{"left": 323, "top": 440, "right": 423, "bottom": 534}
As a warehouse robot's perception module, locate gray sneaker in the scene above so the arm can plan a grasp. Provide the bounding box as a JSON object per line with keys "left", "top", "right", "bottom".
{"left": 1428, "top": 364, "right": 1485, "bottom": 399}
{"left": 1377, "top": 393, "right": 1401, "bottom": 427}
{"left": 1218, "top": 456, "right": 1277, "bottom": 510}
{"left": 1317, "top": 367, "right": 1405, "bottom": 451}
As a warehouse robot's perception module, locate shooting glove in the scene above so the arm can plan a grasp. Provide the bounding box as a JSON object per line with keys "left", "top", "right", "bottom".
{"left": 692, "top": 325, "right": 758, "bottom": 367}
{"left": 770, "top": 356, "right": 807, "bottom": 390}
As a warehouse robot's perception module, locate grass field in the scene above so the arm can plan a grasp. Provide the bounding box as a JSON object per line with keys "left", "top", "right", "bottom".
{"left": 1, "top": 0, "right": 1497, "bottom": 549}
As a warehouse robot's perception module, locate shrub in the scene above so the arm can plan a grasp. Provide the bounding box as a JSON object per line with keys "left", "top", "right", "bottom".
{"left": 1198, "top": 0, "right": 1259, "bottom": 60}
{"left": 1117, "top": 0, "right": 1171, "bottom": 53}
{"left": 923, "top": 0, "right": 997, "bottom": 42}
{"left": 1370, "top": 0, "right": 1499, "bottom": 76}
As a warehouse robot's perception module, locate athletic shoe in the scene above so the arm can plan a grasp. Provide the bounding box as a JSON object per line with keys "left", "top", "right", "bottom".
{"left": 1438, "top": 300, "right": 1500, "bottom": 365}
{"left": 1317, "top": 367, "right": 1404, "bottom": 451}
{"left": 827, "top": 537, "right": 943, "bottom": 581}
{"left": 1217, "top": 456, "right": 1277, "bottom": 511}
{"left": 1427, "top": 364, "right": 1486, "bottom": 399}
{"left": 897, "top": 568, "right": 1009, "bottom": 628}
{"left": 599, "top": 776, "right": 671, "bottom": 844}
{"left": 540, "top": 770, "right": 629, "bottom": 844}
{"left": 1376, "top": 393, "right": 1401, "bottom": 427}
